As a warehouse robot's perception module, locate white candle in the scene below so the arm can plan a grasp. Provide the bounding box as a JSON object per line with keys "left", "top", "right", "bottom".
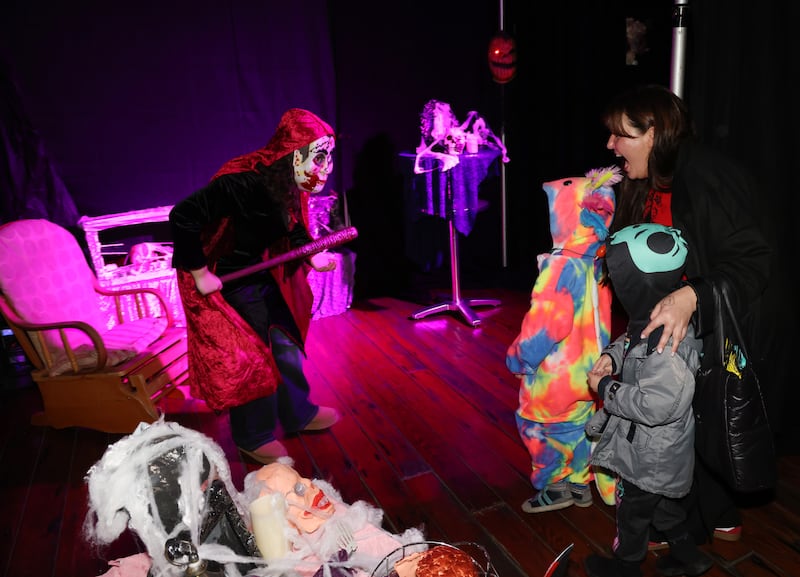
{"left": 465, "top": 133, "right": 480, "bottom": 154}
{"left": 249, "top": 493, "right": 289, "bottom": 560}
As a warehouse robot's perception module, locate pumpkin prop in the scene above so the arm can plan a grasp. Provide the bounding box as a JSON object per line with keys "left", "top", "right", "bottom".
{"left": 488, "top": 32, "right": 517, "bottom": 84}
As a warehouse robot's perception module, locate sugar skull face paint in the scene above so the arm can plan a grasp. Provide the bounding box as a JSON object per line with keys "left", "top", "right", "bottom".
{"left": 293, "top": 135, "right": 335, "bottom": 193}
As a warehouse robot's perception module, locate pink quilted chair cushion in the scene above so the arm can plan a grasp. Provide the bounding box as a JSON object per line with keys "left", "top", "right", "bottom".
{"left": 0, "top": 219, "right": 167, "bottom": 375}
{"left": 0, "top": 219, "right": 107, "bottom": 333}
{"left": 43, "top": 316, "right": 168, "bottom": 376}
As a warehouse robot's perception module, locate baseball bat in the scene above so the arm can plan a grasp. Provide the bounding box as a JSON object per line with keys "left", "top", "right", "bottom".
{"left": 218, "top": 226, "right": 358, "bottom": 283}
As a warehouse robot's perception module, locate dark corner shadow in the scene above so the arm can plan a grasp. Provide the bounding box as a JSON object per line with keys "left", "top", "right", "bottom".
{"left": 348, "top": 299, "right": 391, "bottom": 312}
{"left": 346, "top": 132, "right": 414, "bottom": 303}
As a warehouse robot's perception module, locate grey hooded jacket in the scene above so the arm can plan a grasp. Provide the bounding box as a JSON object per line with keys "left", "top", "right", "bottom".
{"left": 586, "top": 327, "right": 702, "bottom": 498}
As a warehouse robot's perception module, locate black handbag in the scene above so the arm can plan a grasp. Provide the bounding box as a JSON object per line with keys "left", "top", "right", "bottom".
{"left": 692, "top": 280, "right": 777, "bottom": 492}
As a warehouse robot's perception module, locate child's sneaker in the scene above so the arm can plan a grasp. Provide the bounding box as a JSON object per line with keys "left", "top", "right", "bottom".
{"left": 521, "top": 482, "right": 574, "bottom": 513}
{"left": 585, "top": 553, "right": 643, "bottom": 577}
{"left": 655, "top": 551, "right": 713, "bottom": 577}
{"left": 569, "top": 482, "right": 594, "bottom": 507}
{"left": 656, "top": 532, "right": 713, "bottom": 577}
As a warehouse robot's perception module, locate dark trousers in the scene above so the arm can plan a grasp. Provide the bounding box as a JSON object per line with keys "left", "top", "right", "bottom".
{"left": 681, "top": 457, "right": 743, "bottom": 542}
{"left": 614, "top": 479, "right": 690, "bottom": 563}
{"left": 223, "top": 280, "right": 318, "bottom": 451}
{"left": 649, "top": 458, "right": 744, "bottom": 545}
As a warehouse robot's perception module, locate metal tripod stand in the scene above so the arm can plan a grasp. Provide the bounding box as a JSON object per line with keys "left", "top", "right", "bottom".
{"left": 410, "top": 167, "right": 500, "bottom": 327}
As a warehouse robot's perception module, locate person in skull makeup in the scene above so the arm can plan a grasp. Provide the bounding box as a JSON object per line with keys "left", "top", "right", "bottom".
{"left": 170, "top": 108, "right": 340, "bottom": 465}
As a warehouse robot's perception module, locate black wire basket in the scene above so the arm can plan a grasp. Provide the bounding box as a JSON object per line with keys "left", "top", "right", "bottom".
{"left": 370, "top": 540, "right": 499, "bottom": 577}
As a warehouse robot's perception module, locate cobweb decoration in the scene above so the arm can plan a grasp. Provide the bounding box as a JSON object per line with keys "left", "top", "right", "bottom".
{"left": 82, "top": 420, "right": 427, "bottom": 577}
{"left": 82, "top": 418, "right": 255, "bottom": 577}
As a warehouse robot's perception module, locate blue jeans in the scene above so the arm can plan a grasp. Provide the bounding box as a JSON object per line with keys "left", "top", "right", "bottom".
{"left": 223, "top": 280, "right": 318, "bottom": 450}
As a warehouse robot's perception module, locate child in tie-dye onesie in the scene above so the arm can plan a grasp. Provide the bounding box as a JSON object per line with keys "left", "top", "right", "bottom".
{"left": 507, "top": 166, "right": 620, "bottom": 513}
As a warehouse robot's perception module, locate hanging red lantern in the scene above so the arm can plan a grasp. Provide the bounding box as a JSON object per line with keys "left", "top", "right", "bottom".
{"left": 488, "top": 32, "right": 517, "bottom": 84}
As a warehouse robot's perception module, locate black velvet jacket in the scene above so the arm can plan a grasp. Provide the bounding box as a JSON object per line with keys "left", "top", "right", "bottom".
{"left": 170, "top": 170, "right": 313, "bottom": 279}
{"left": 670, "top": 140, "right": 771, "bottom": 347}
{"left": 170, "top": 168, "right": 315, "bottom": 347}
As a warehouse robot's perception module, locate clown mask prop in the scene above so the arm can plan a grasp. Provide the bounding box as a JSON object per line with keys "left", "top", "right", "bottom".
{"left": 251, "top": 462, "right": 335, "bottom": 534}
{"left": 294, "top": 135, "right": 335, "bottom": 193}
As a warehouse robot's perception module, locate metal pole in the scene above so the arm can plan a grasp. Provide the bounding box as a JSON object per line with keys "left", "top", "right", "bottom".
{"left": 670, "top": 0, "right": 689, "bottom": 98}
{"left": 499, "top": 0, "right": 508, "bottom": 268}
{"left": 500, "top": 91, "right": 508, "bottom": 268}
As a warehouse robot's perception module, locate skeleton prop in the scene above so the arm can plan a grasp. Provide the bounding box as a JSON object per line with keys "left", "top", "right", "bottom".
{"left": 126, "top": 242, "right": 174, "bottom": 274}
{"left": 413, "top": 100, "right": 509, "bottom": 174}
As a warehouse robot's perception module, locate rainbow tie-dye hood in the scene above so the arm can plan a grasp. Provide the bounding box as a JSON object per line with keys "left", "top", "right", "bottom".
{"left": 544, "top": 165, "right": 620, "bottom": 258}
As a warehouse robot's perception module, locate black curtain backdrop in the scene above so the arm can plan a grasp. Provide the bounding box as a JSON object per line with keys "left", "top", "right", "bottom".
{"left": 0, "top": 0, "right": 795, "bottom": 289}
{"left": 0, "top": 0, "right": 336, "bottom": 219}
{"left": 685, "top": 0, "right": 798, "bottom": 272}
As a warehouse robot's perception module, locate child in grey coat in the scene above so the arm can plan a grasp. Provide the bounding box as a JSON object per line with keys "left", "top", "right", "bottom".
{"left": 584, "top": 223, "right": 713, "bottom": 577}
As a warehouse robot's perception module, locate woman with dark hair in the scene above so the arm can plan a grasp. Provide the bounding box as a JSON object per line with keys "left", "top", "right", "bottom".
{"left": 594, "top": 84, "right": 789, "bottom": 572}
{"left": 170, "top": 108, "right": 341, "bottom": 465}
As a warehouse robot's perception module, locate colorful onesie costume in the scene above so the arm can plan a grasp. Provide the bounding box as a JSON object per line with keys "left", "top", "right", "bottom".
{"left": 507, "top": 166, "right": 620, "bottom": 512}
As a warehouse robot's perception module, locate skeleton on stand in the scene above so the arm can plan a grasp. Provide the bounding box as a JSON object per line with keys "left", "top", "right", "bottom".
{"left": 413, "top": 99, "right": 509, "bottom": 175}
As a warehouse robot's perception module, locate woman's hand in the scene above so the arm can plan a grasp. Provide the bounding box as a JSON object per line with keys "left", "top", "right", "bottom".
{"left": 190, "top": 266, "right": 223, "bottom": 295}
{"left": 641, "top": 284, "right": 697, "bottom": 355}
{"left": 309, "top": 251, "right": 337, "bottom": 272}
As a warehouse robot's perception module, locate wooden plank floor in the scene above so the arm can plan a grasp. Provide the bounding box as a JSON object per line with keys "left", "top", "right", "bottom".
{"left": 1, "top": 287, "right": 799, "bottom": 577}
